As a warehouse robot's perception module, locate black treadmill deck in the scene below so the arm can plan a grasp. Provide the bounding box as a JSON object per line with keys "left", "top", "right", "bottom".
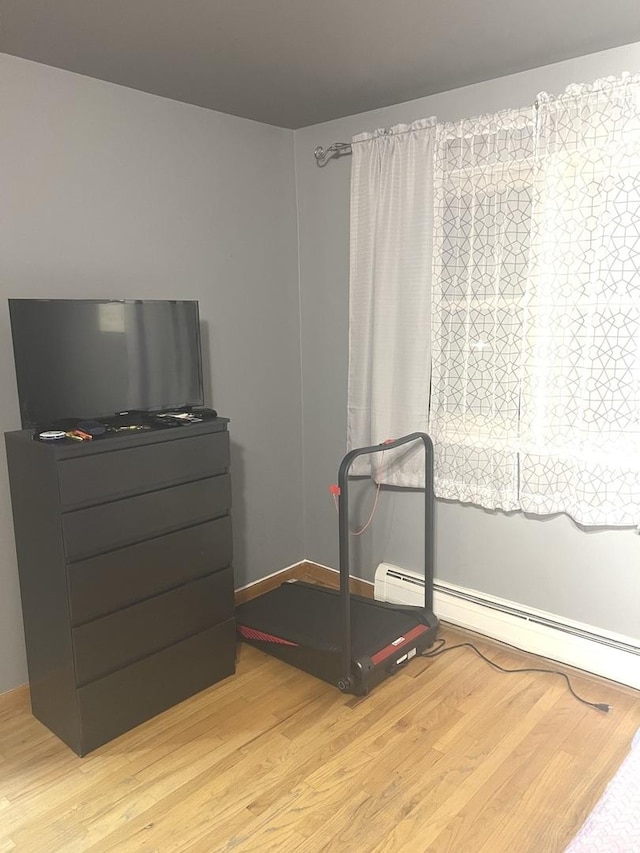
{"left": 236, "top": 581, "right": 438, "bottom": 695}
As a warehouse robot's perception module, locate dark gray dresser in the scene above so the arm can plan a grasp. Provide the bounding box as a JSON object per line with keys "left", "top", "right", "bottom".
{"left": 5, "top": 418, "right": 235, "bottom": 755}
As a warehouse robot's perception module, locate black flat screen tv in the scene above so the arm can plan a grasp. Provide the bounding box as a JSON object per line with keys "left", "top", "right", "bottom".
{"left": 9, "top": 298, "right": 204, "bottom": 429}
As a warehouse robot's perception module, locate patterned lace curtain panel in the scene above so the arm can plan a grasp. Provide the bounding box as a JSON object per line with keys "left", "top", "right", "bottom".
{"left": 519, "top": 75, "right": 640, "bottom": 525}
{"left": 348, "top": 73, "right": 640, "bottom": 526}
{"left": 429, "top": 74, "right": 640, "bottom": 525}
{"left": 429, "top": 107, "right": 535, "bottom": 510}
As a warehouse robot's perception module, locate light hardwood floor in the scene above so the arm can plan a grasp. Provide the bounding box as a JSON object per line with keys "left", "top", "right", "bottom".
{"left": 1, "top": 620, "right": 639, "bottom": 852}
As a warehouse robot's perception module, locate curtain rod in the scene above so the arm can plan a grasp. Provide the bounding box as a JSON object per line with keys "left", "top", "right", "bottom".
{"left": 313, "top": 75, "right": 639, "bottom": 165}
{"left": 313, "top": 122, "right": 438, "bottom": 165}
{"left": 314, "top": 123, "right": 431, "bottom": 164}
{"left": 313, "top": 98, "right": 553, "bottom": 165}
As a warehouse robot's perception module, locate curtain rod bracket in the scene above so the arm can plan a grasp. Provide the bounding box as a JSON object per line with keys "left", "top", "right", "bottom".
{"left": 314, "top": 142, "right": 352, "bottom": 165}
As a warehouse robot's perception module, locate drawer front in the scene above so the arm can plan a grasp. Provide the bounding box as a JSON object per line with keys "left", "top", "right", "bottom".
{"left": 63, "top": 475, "right": 231, "bottom": 561}
{"left": 68, "top": 517, "right": 233, "bottom": 625}
{"left": 77, "top": 618, "right": 236, "bottom": 755}
{"left": 73, "top": 568, "right": 234, "bottom": 685}
{"left": 57, "top": 431, "right": 229, "bottom": 509}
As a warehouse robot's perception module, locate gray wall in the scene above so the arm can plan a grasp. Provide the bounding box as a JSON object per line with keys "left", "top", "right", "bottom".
{"left": 0, "top": 54, "right": 303, "bottom": 693}
{"left": 294, "top": 42, "right": 640, "bottom": 639}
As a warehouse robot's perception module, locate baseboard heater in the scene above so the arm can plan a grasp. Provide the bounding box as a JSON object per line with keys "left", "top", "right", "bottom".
{"left": 374, "top": 562, "right": 640, "bottom": 689}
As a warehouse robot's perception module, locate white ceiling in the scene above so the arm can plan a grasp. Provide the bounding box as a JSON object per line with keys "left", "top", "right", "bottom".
{"left": 2, "top": 0, "right": 640, "bottom": 129}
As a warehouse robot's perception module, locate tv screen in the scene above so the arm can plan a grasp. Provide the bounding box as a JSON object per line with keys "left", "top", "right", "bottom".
{"left": 9, "top": 299, "right": 204, "bottom": 429}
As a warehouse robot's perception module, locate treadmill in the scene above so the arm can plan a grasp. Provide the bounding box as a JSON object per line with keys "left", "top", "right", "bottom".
{"left": 236, "top": 432, "right": 439, "bottom": 695}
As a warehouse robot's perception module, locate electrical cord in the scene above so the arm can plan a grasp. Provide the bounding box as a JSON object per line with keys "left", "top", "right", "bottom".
{"left": 419, "top": 638, "right": 611, "bottom": 713}
{"left": 330, "top": 448, "right": 389, "bottom": 536}
{"left": 332, "top": 482, "right": 381, "bottom": 535}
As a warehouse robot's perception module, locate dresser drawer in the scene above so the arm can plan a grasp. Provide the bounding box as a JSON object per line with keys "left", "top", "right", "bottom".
{"left": 77, "top": 618, "right": 236, "bottom": 755}
{"left": 73, "top": 568, "right": 234, "bottom": 685}
{"left": 63, "top": 475, "right": 231, "bottom": 561}
{"left": 68, "top": 517, "right": 233, "bottom": 625}
{"left": 57, "top": 431, "right": 229, "bottom": 509}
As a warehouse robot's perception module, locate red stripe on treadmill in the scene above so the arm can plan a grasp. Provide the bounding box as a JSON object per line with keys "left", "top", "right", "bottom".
{"left": 238, "top": 626, "right": 298, "bottom": 646}
{"left": 370, "top": 624, "right": 429, "bottom": 665}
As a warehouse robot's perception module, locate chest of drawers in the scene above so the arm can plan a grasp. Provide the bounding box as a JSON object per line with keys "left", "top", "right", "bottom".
{"left": 5, "top": 419, "right": 235, "bottom": 755}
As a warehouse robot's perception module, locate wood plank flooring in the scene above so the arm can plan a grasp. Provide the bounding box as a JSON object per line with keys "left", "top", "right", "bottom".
{"left": 1, "top": 624, "right": 639, "bottom": 852}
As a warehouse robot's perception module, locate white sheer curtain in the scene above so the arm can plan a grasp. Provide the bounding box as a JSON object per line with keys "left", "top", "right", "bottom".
{"left": 347, "top": 119, "right": 436, "bottom": 484}
{"left": 428, "top": 108, "right": 535, "bottom": 509}
{"left": 519, "top": 75, "right": 640, "bottom": 525}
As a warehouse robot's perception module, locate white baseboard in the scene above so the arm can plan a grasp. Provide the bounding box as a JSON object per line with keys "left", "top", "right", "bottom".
{"left": 235, "top": 560, "right": 306, "bottom": 592}
{"left": 433, "top": 580, "right": 640, "bottom": 690}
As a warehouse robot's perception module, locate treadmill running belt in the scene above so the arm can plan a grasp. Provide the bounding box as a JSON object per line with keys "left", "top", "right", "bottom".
{"left": 237, "top": 581, "right": 428, "bottom": 659}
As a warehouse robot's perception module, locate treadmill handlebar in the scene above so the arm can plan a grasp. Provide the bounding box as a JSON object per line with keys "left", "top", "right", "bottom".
{"left": 337, "top": 432, "right": 434, "bottom": 487}
{"left": 336, "top": 432, "right": 436, "bottom": 687}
